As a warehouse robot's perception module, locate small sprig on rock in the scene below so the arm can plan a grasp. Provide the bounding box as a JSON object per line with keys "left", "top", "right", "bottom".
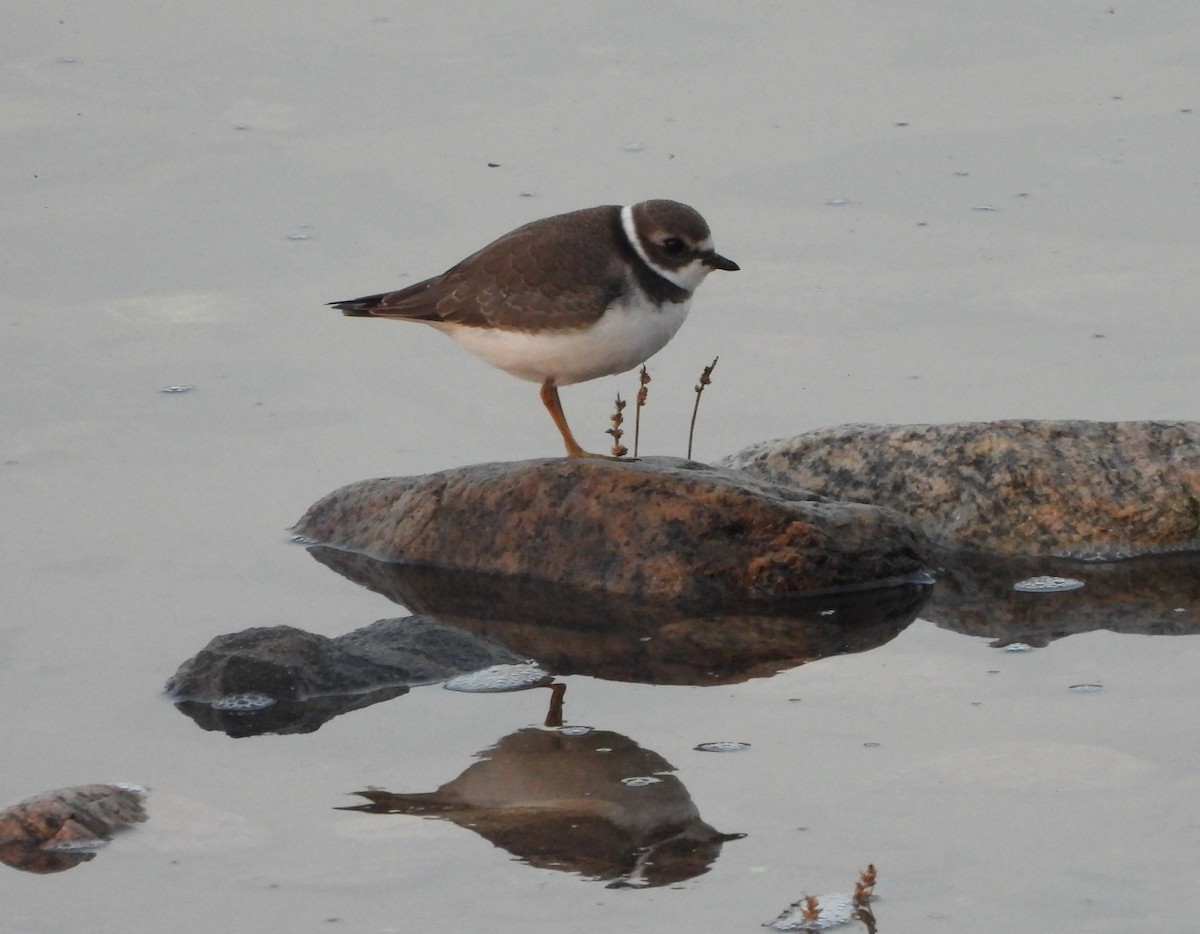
{"left": 687, "top": 356, "right": 719, "bottom": 460}
{"left": 633, "top": 366, "right": 651, "bottom": 458}
{"left": 607, "top": 394, "right": 628, "bottom": 457}
{"left": 852, "top": 864, "right": 878, "bottom": 934}
{"left": 853, "top": 864, "right": 876, "bottom": 906}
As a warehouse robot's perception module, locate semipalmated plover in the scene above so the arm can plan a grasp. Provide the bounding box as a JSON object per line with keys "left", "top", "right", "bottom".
{"left": 331, "top": 199, "right": 738, "bottom": 457}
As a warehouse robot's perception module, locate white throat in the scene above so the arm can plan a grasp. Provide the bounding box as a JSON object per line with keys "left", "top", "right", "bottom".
{"left": 620, "top": 204, "right": 708, "bottom": 293}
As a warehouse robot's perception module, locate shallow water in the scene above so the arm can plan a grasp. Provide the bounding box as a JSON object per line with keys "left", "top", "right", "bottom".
{"left": 4, "top": 2, "right": 1200, "bottom": 932}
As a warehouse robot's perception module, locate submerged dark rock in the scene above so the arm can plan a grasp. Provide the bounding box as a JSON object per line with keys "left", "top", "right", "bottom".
{"left": 166, "top": 617, "right": 530, "bottom": 736}
{"left": 292, "top": 457, "right": 929, "bottom": 600}
{"left": 723, "top": 420, "right": 1200, "bottom": 560}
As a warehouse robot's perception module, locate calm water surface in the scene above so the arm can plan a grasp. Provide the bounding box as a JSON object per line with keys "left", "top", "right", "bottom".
{"left": 4, "top": 3, "right": 1199, "bottom": 932}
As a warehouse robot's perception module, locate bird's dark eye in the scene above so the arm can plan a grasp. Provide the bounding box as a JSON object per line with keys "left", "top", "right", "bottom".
{"left": 662, "top": 237, "right": 685, "bottom": 255}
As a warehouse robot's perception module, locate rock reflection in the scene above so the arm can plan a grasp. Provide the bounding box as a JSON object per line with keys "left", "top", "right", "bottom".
{"left": 341, "top": 727, "right": 742, "bottom": 887}
{"left": 306, "top": 546, "right": 932, "bottom": 685}
{"left": 925, "top": 550, "right": 1200, "bottom": 645}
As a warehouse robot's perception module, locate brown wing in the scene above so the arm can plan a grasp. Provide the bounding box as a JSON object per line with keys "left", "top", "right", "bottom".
{"left": 330, "top": 205, "right": 630, "bottom": 331}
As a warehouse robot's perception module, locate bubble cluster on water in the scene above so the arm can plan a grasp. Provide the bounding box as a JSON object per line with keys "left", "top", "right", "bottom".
{"left": 765, "top": 893, "right": 857, "bottom": 931}
{"left": 443, "top": 663, "right": 549, "bottom": 693}
{"left": 159, "top": 385, "right": 194, "bottom": 394}
{"left": 1013, "top": 576, "right": 1085, "bottom": 593}
{"left": 212, "top": 693, "right": 276, "bottom": 711}
{"left": 620, "top": 776, "right": 664, "bottom": 787}
{"left": 1002, "top": 642, "right": 1035, "bottom": 653}
{"left": 622, "top": 142, "right": 647, "bottom": 152}
{"left": 558, "top": 725, "right": 593, "bottom": 736}
{"left": 45, "top": 839, "right": 109, "bottom": 853}
{"left": 694, "top": 741, "right": 751, "bottom": 753}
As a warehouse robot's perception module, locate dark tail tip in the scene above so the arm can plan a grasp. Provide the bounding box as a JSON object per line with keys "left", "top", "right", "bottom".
{"left": 329, "top": 300, "right": 375, "bottom": 317}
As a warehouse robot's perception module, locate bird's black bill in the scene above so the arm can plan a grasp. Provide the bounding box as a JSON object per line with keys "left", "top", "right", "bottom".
{"left": 704, "top": 253, "right": 740, "bottom": 272}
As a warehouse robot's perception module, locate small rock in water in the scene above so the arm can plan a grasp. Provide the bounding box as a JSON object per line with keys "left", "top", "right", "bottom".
{"left": 1013, "top": 576, "right": 1085, "bottom": 593}
{"left": 159, "top": 385, "right": 194, "bottom": 394}
{"left": 765, "top": 893, "right": 856, "bottom": 931}
{"left": 443, "top": 663, "right": 550, "bottom": 693}
{"left": 695, "top": 741, "right": 751, "bottom": 753}
{"left": 0, "top": 783, "right": 150, "bottom": 868}
{"left": 212, "top": 692, "right": 277, "bottom": 711}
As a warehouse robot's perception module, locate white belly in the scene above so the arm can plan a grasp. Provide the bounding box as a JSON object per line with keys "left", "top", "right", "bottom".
{"left": 434, "top": 299, "right": 691, "bottom": 386}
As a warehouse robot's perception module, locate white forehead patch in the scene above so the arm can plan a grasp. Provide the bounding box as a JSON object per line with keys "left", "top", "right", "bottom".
{"left": 620, "top": 204, "right": 712, "bottom": 293}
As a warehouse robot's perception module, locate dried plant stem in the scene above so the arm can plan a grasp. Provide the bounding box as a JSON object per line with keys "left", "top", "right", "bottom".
{"left": 853, "top": 864, "right": 877, "bottom": 907}
{"left": 607, "top": 394, "right": 628, "bottom": 457}
{"left": 686, "top": 356, "right": 719, "bottom": 460}
{"left": 633, "top": 366, "right": 651, "bottom": 458}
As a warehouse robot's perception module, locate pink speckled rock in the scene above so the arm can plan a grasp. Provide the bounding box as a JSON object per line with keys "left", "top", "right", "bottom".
{"left": 0, "top": 784, "right": 148, "bottom": 874}
{"left": 292, "top": 457, "right": 928, "bottom": 600}
{"left": 723, "top": 420, "right": 1200, "bottom": 560}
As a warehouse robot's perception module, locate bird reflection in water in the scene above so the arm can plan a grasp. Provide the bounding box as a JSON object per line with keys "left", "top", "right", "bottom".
{"left": 340, "top": 727, "right": 743, "bottom": 888}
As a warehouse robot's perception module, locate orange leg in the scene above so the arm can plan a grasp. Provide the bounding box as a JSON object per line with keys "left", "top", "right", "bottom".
{"left": 539, "top": 378, "right": 596, "bottom": 458}
{"left": 544, "top": 681, "right": 566, "bottom": 728}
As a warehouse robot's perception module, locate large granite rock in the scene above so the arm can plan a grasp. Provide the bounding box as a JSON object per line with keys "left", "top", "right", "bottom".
{"left": 723, "top": 420, "right": 1200, "bottom": 560}
{"left": 292, "top": 457, "right": 929, "bottom": 601}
